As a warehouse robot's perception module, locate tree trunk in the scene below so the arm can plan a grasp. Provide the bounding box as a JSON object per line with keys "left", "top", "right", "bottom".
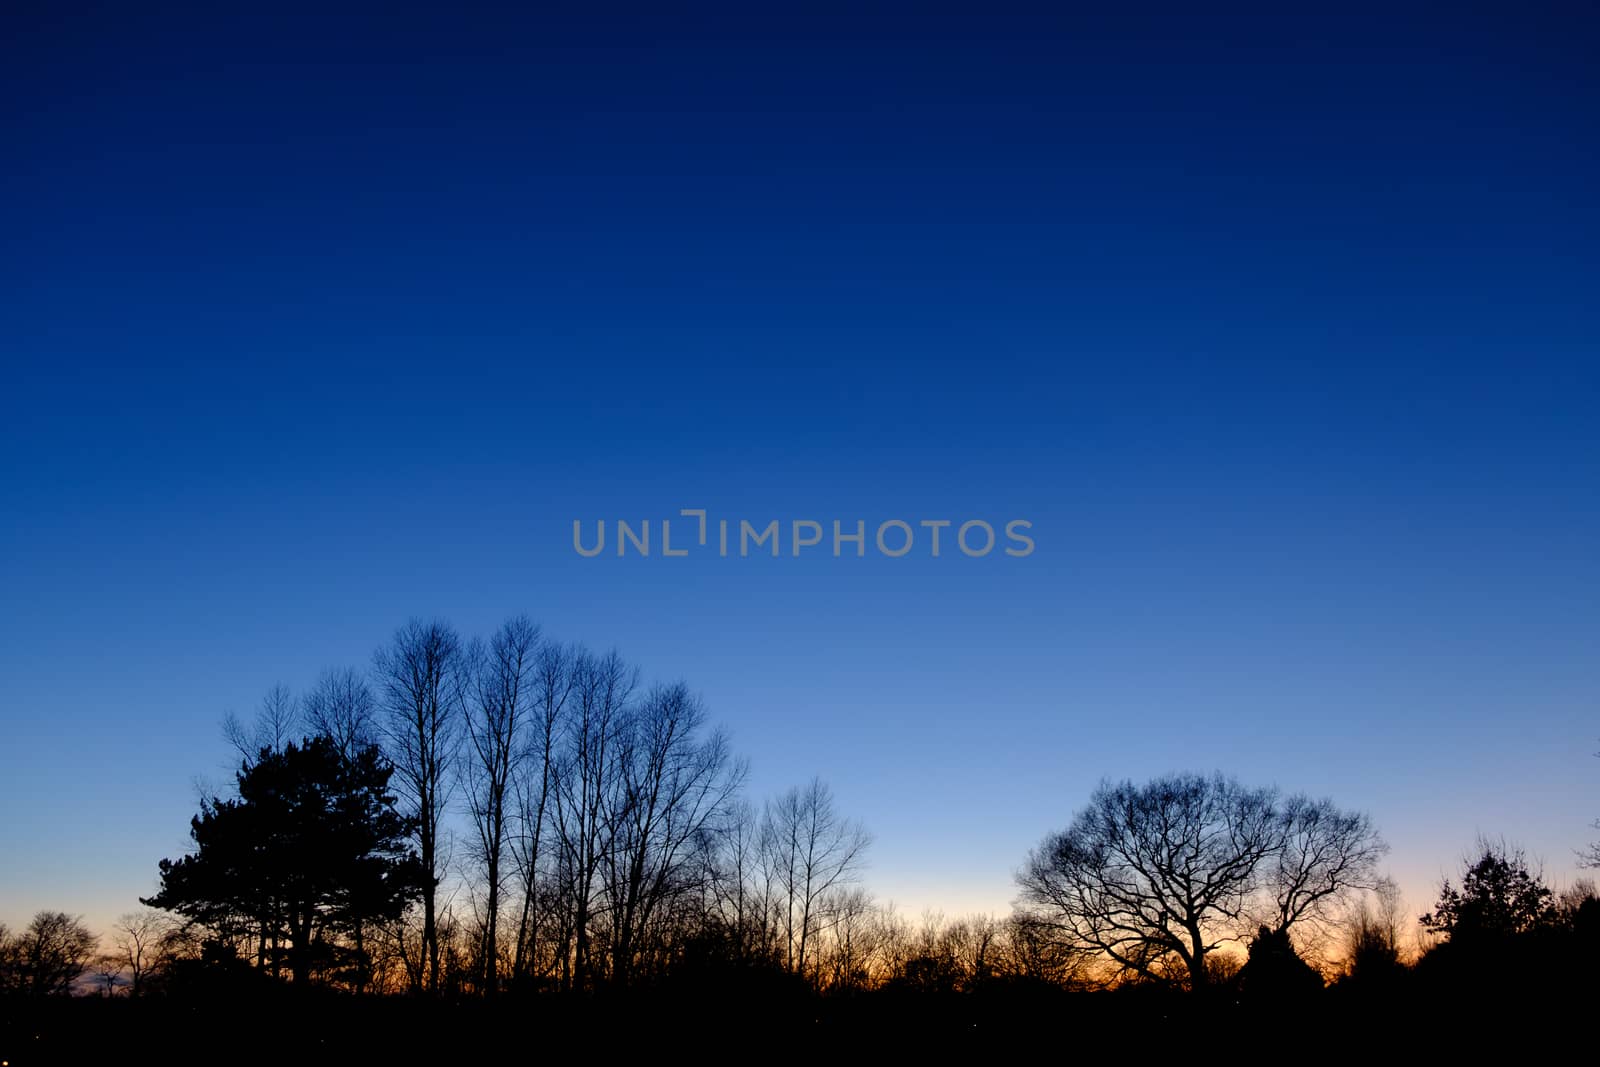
{"left": 1187, "top": 924, "right": 1208, "bottom": 992}
{"left": 484, "top": 848, "right": 499, "bottom": 995}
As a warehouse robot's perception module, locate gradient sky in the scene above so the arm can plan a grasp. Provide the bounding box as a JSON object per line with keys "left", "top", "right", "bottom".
{"left": 3, "top": 3, "right": 1598, "bottom": 938}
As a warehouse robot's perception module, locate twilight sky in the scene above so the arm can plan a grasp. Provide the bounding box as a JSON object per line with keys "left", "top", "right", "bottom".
{"left": 2, "top": 3, "right": 1598, "bottom": 936}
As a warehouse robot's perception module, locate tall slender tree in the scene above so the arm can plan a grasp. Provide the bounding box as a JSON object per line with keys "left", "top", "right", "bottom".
{"left": 374, "top": 619, "right": 466, "bottom": 992}
{"left": 464, "top": 615, "right": 539, "bottom": 994}
{"left": 602, "top": 682, "right": 746, "bottom": 985}
{"left": 762, "top": 777, "right": 871, "bottom": 980}
{"left": 508, "top": 639, "right": 574, "bottom": 983}
{"left": 551, "top": 648, "right": 636, "bottom": 988}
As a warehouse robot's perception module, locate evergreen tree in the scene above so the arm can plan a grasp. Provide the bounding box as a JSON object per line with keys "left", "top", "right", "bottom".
{"left": 1420, "top": 840, "right": 1554, "bottom": 943}
{"left": 144, "top": 736, "right": 423, "bottom": 986}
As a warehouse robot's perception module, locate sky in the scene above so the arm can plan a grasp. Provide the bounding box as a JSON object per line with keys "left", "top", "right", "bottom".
{"left": 2, "top": 2, "right": 1598, "bottom": 939}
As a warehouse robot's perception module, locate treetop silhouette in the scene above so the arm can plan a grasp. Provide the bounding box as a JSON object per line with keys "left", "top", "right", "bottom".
{"left": 1016, "top": 771, "right": 1385, "bottom": 990}
{"left": 142, "top": 735, "right": 424, "bottom": 986}
{"left": 1420, "top": 839, "right": 1554, "bottom": 943}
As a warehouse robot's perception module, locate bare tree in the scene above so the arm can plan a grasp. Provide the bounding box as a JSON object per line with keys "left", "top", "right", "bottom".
{"left": 1016, "top": 773, "right": 1283, "bottom": 990}
{"left": 705, "top": 797, "right": 776, "bottom": 964}
{"left": 107, "top": 909, "right": 174, "bottom": 997}
{"left": 2, "top": 911, "right": 98, "bottom": 996}
{"left": 762, "top": 777, "right": 871, "bottom": 980}
{"left": 550, "top": 648, "right": 636, "bottom": 988}
{"left": 601, "top": 681, "right": 746, "bottom": 985}
{"left": 871, "top": 905, "right": 915, "bottom": 981}
{"left": 1268, "top": 793, "right": 1388, "bottom": 937}
{"left": 463, "top": 615, "right": 539, "bottom": 995}
{"left": 375, "top": 618, "right": 467, "bottom": 992}
{"left": 0, "top": 924, "right": 13, "bottom": 994}
{"left": 1002, "top": 911, "right": 1087, "bottom": 986}
{"left": 222, "top": 683, "right": 299, "bottom": 766}
{"left": 508, "top": 639, "right": 574, "bottom": 983}
{"left": 302, "top": 667, "right": 377, "bottom": 761}
{"left": 1017, "top": 773, "right": 1384, "bottom": 991}
{"left": 1341, "top": 876, "right": 1406, "bottom": 979}
{"left": 90, "top": 954, "right": 124, "bottom": 996}
{"left": 818, "top": 887, "right": 879, "bottom": 991}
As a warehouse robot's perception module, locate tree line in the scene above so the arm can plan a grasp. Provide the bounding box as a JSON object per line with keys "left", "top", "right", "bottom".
{"left": 143, "top": 616, "right": 877, "bottom": 997}
{"left": 4, "top": 615, "right": 1598, "bottom": 1007}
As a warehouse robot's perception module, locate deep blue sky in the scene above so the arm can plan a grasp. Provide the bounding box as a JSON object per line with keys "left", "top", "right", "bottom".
{"left": 3, "top": 2, "right": 1598, "bottom": 933}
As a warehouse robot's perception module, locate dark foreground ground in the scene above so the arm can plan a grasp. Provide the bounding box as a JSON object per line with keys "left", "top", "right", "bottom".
{"left": 3, "top": 975, "right": 1591, "bottom": 1066}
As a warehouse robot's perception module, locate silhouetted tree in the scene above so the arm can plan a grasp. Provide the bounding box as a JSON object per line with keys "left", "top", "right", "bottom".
{"left": 1552, "top": 879, "right": 1600, "bottom": 932}
{"left": 1016, "top": 772, "right": 1382, "bottom": 991}
{"left": 375, "top": 619, "right": 467, "bottom": 992}
{"left": 1340, "top": 877, "right": 1406, "bottom": 987}
{"left": 602, "top": 681, "right": 746, "bottom": 985}
{"left": 508, "top": 639, "right": 573, "bottom": 984}
{"left": 702, "top": 797, "right": 780, "bottom": 969}
{"left": 1269, "top": 793, "right": 1387, "bottom": 935}
{"left": 297, "top": 669, "right": 382, "bottom": 988}
{"left": 106, "top": 909, "right": 175, "bottom": 997}
{"left": 550, "top": 648, "right": 636, "bottom": 988}
{"left": 90, "top": 953, "right": 124, "bottom": 996}
{"left": 223, "top": 683, "right": 298, "bottom": 766}
{"left": 143, "top": 737, "right": 424, "bottom": 986}
{"left": 302, "top": 667, "right": 377, "bottom": 761}
{"left": 817, "top": 888, "right": 880, "bottom": 992}
{"left": 1001, "top": 912, "right": 1086, "bottom": 986}
{"left": 0, "top": 911, "right": 97, "bottom": 995}
{"left": 1017, "top": 773, "right": 1273, "bottom": 990}
{"left": 0, "top": 923, "right": 14, "bottom": 993}
{"left": 1234, "top": 925, "right": 1323, "bottom": 1001}
{"left": 762, "top": 777, "right": 871, "bottom": 980}
{"left": 1419, "top": 838, "right": 1554, "bottom": 943}
{"left": 463, "top": 615, "right": 539, "bottom": 994}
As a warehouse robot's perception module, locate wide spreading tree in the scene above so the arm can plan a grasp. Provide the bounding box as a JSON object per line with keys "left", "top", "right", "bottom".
{"left": 143, "top": 736, "right": 424, "bottom": 987}
{"left": 1015, "top": 772, "right": 1386, "bottom": 990}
